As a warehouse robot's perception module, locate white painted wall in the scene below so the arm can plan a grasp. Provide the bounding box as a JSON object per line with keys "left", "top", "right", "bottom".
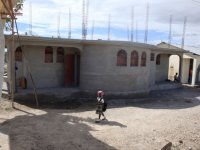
{"left": 181, "top": 59, "right": 190, "bottom": 84}
{"left": 155, "top": 54, "right": 169, "bottom": 82}
{"left": 168, "top": 55, "right": 180, "bottom": 81}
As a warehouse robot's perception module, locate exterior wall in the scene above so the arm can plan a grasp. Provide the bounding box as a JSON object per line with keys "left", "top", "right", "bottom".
{"left": 5, "top": 36, "right": 186, "bottom": 96}
{"left": 149, "top": 60, "right": 156, "bottom": 86}
{"left": 15, "top": 61, "right": 23, "bottom": 86}
{"left": 149, "top": 53, "right": 156, "bottom": 86}
{"left": 181, "top": 59, "right": 190, "bottom": 84}
{"left": 155, "top": 54, "right": 169, "bottom": 82}
{"left": 80, "top": 45, "right": 151, "bottom": 92}
{"left": 195, "top": 59, "right": 200, "bottom": 84}
{"left": 23, "top": 45, "right": 64, "bottom": 88}
{"left": 168, "top": 55, "right": 180, "bottom": 81}
{"left": 192, "top": 59, "right": 197, "bottom": 86}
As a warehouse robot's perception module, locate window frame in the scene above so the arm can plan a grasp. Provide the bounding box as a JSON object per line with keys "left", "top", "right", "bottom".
{"left": 116, "top": 49, "right": 127, "bottom": 66}
{"left": 56, "top": 47, "right": 64, "bottom": 63}
{"left": 141, "top": 52, "right": 146, "bottom": 67}
{"left": 130, "top": 50, "right": 139, "bottom": 66}
{"left": 45, "top": 46, "right": 53, "bottom": 63}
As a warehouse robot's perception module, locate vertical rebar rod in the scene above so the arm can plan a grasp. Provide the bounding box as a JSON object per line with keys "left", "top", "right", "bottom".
{"left": 181, "top": 17, "right": 187, "bottom": 50}
{"left": 168, "top": 15, "right": 172, "bottom": 48}
{"left": 68, "top": 8, "right": 71, "bottom": 39}
{"left": 108, "top": 14, "right": 111, "bottom": 40}
{"left": 144, "top": 2, "right": 149, "bottom": 44}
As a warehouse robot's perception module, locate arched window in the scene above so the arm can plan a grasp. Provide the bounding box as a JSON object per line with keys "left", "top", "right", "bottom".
{"left": 130, "top": 50, "right": 138, "bottom": 66}
{"left": 156, "top": 54, "right": 161, "bottom": 65}
{"left": 45, "top": 46, "right": 53, "bottom": 63}
{"left": 57, "top": 47, "right": 64, "bottom": 63}
{"left": 141, "top": 52, "right": 146, "bottom": 67}
{"left": 117, "top": 49, "right": 127, "bottom": 66}
{"left": 15, "top": 47, "right": 22, "bottom": 61}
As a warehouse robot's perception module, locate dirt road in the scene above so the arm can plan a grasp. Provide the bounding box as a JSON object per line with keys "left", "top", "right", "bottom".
{"left": 0, "top": 87, "right": 200, "bottom": 150}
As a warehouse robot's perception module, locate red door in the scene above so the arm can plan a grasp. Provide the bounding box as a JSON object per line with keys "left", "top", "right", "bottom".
{"left": 64, "top": 54, "right": 75, "bottom": 86}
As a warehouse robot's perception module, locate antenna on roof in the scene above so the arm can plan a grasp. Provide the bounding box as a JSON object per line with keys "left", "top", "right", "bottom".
{"left": 108, "top": 14, "right": 111, "bottom": 40}
{"left": 57, "top": 12, "right": 60, "bottom": 38}
{"left": 68, "top": 8, "right": 71, "bottom": 39}
{"left": 181, "top": 16, "right": 187, "bottom": 49}
{"left": 168, "top": 15, "right": 172, "bottom": 49}
{"left": 131, "top": 6, "right": 134, "bottom": 42}
{"left": 144, "top": 2, "right": 149, "bottom": 44}
{"left": 91, "top": 20, "right": 95, "bottom": 40}
{"left": 29, "top": 2, "right": 32, "bottom": 35}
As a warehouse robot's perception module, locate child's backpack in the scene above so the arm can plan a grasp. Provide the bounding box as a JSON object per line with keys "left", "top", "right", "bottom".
{"left": 103, "top": 102, "right": 107, "bottom": 112}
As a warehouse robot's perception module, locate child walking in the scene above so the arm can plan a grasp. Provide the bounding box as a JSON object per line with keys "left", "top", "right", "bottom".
{"left": 96, "top": 90, "right": 107, "bottom": 121}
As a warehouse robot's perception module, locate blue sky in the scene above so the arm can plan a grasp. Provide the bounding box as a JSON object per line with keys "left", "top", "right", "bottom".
{"left": 5, "top": 0, "right": 200, "bottom": 53}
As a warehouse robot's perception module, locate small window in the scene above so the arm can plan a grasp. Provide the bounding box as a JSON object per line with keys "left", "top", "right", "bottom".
{"left": 156, "top": 54, "right": 161, "bottom": 65}
{"left": 57, "top": 47, "right": 64, "bottom": 63}
{"left": 15, "top": 47, "right": 22, "bottom": 61}
{"left": 117, "top": 49, "right": 127, "bottom": 66}
{"left": 130, "top": 50, "right": 138, "bottom": 66}
{"left": 45, "top": 46, "right": 53, "bottom": 63}
{"left": 141, "top": 52, "right": 146, "bottom": 67}
{"left": 150, "top": 53, "right": 154, "bottom": 61}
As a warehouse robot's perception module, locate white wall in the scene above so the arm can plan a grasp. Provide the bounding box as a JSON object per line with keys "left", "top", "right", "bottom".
{"left": 155, "top": 54, "right": 169, "bottom": 82}
{"left": 168, "top": 55, "right": 180, "bottom": 81}
{"left": 181, "top": 59, "right": 190, "bottom": 84}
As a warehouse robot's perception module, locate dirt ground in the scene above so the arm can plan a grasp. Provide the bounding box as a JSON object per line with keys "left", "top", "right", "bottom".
{"left": 1, "top": 87, "right": 200, "bottom": 150}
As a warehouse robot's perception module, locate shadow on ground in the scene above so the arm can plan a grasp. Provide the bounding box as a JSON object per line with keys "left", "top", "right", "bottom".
{"left": 9, "top": 87, "right": 200, "bottom": 111}
{"left": 0, "top": 109, "right": 118, "bottom": 150}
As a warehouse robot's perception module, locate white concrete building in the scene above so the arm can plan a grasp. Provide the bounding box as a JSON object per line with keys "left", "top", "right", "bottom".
{"left": 158, "top": 42, "right": 200, "bottom": 87}
{"left": 5, "top": 35, "right": 185, "bottom": 100}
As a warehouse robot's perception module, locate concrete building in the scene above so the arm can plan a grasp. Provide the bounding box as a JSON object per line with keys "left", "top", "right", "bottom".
{"left": 5, "top": 35, "right": 185, "bottom": 100}
{"left": 158, "top": 42, "right": 200, "bottom": 87}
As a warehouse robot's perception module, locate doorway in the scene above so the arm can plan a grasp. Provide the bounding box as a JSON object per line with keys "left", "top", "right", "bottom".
{"left": 64, "top": 53, "right": 80, "bottom": 87}
{"left": 188, "top": 59, "right": 193, "bottom": 84}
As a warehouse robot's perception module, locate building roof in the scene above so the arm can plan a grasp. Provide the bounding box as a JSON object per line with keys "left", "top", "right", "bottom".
{"left": 4, "top": 35, "right": 186, "bottom": 54}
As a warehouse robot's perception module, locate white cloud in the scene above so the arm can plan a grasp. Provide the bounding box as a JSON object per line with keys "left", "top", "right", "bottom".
{"left": 14, "top": 0, "right": 200, "bottom": 52}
